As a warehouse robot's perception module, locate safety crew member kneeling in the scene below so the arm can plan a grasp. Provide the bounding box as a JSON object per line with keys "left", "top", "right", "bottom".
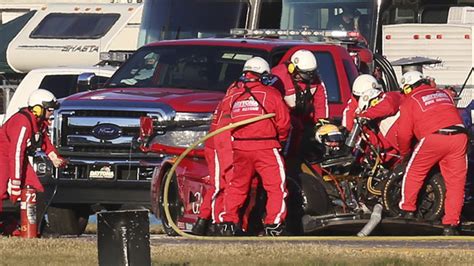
{"left": 397, "top": 71, "right": 468, "bottom": 236}
{"left": 219, "top": 57, "right": 291, "bottom": 236}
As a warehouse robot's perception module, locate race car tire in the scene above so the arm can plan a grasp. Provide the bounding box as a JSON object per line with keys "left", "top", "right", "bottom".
{"left": 299, "top": 173, "right": 333, "bottom": 216}
{"left": 382, "top": 169, "right": 445, "bottom": 221}
{"left": 159, "top": 170, "right": 183, "bottom": 236}
{"left": 46, "top": 204, "right": 90, "bottom": 236}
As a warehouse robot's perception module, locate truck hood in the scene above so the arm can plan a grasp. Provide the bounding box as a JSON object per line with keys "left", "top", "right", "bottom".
{"left": 62, "top": 87, "right": 224, "bottom": 113}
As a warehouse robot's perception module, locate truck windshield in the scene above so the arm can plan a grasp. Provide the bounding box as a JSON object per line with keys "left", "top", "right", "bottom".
{"left": 279, "top": 0, "right": 376, "bottom": 44}
{"left": 107, "top": 45, "right": 267, "bottom": 92}
{"left": 138, "top": 0, "right": 249, "bottom": 46}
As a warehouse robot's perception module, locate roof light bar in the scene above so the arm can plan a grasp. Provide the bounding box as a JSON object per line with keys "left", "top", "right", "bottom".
{"left": 230, "top": 28, "right": 360, "bottom": 41}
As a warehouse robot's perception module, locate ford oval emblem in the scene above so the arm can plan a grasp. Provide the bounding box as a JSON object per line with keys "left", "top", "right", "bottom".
{"left": 92, "top": 124, "right": 122, "bottom": 140}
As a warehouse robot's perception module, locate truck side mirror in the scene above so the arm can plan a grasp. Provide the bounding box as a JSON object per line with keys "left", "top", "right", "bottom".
{"left": 77, "top": 72, "right": 98, "bottom": 92}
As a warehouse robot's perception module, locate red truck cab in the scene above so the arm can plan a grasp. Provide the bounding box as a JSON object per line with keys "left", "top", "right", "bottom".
{"left": 127, "top": 38, "right": 359, "bottom": 235}
{"left": 51, "top": 36, "right": 358, "bottom": 235}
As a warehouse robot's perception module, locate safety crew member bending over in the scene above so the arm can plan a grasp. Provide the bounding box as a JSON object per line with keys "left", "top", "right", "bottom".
{"left": 272, "top": 49, "right": 328, "bottom": 157}
{"left": 0, "top": 89, "right": 66, "bottom": 211}
{"left": 397, "top": 71, "right": 468, "bottom": 236}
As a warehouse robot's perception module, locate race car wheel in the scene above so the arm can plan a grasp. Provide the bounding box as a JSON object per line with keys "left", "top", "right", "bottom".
{"left": 159, "top": 170, "right": 184, "bottom": 236}
{"left": 299, "top": 173, "right": 333, "bottom": 216}
{"left": 286, "top": 173, "right": 333, "bottom": 235}
{"left": 46, "top": 204, "right": 90, "bottom": 236}
{"left": 383, "top": 169, "right": 445, "bottom": 221}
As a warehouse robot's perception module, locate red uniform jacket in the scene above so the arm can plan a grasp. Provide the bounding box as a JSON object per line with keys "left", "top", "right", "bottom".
{"left": 342, "top": 95, "right": 358, "bottom": 131}
{"left": 220, "top": 80, "right": 291, "bottom": 150}
{"left": 272, "top": 64, "right": 329, "bottom": 122}
{"left": 359, "top": 91, "right": 404, "bottom": 150}
{"left": 0, "top": 109, "right": 57, "bottom": 191}
{"left": 397, "top": 84, "right": 463, "bottom": 156}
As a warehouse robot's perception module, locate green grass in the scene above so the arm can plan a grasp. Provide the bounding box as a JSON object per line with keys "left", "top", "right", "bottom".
{"left": 1, "top": 237, "right": 474, "bottom": 265}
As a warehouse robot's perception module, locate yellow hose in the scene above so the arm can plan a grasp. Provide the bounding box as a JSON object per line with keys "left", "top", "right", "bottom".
{"left": 161, "top": 114, "right": 474, "bottom": 241}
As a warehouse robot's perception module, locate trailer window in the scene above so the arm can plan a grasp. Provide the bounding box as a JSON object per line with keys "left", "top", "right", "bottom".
{"left": 30, "top": 13, "right": 119, "bottom": 39}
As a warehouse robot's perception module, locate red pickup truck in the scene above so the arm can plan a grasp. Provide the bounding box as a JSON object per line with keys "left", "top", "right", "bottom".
{"left": 127, "top": 38, "right": 360, "bottom": 235}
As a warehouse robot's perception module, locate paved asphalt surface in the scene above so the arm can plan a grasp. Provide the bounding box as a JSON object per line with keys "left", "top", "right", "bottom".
{"left": 148, "top": 234, "right": 474, "bottom": 249}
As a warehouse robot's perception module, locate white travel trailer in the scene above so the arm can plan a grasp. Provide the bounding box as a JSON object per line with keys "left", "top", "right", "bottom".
{"left": 3, "top": 2, "right": 143, "bottom": 74}
{"left": 0, "top": 65, "right": 116, "bottom": 125}
{"left": 383, "top": 6, "right": 474, "bottom": 108}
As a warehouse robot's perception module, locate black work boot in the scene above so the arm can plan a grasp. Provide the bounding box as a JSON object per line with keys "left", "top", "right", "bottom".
{"left": 218, "top": 222, "right": 237, "bottom": 236}
{"left": 264, "top": 223, "right": 287, "bottom": 236}
{"left": 191, "top": 218, "right": 210, "bottom": 236}
{"left": 442, "top": 225, "right": 459, "bottom": 236}
{"left": 207, "top": 223, "right": 219, "bottom": 236}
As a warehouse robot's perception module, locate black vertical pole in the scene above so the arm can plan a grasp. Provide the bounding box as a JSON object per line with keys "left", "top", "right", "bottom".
{"left": 97, "top": 210, "right": 151, "bottom": 266}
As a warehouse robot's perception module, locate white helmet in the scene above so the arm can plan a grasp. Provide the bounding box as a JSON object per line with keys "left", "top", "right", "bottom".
{"left": 358, "top": 88, "right": 382, "bottom": 111}
{"left": 400, "top": 70, "right": 424, "bottom": 87}
{"left": 352, "top": 74, "right": 382, "bottom": 97}
{"left": 400, "top": 71, "right": 425, "bottom": 94}
{"left": 28, "top": 89, "right": 59, "bottom": 110}
{"left": 290, "top": 49, "right": 317, "bottom": 72}
{"left": 243, "top": 57, "right": 270, "bottom": 75}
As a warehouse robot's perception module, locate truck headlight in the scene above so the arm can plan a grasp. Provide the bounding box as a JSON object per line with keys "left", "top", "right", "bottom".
{"left": 148, "top": 112, "right": 212, "bottom": 149}
{"left": 33, "top": 152, "right": 54, "bottom": 179}
{"left": 173, "top": 112, "right": 212, "bottom": 126}
{"left": 151, "top": 125, "right": 209, "bottom": 148}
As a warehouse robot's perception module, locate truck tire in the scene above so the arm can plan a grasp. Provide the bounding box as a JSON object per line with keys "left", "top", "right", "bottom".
{"left": 47, "top": 205, "right": 90, "bottom": 235}
{"left": 383, "top": 169, "right": 445, "bottom": 221}
{"left": 159, "top": 170, "right": 184, "bottom": 236}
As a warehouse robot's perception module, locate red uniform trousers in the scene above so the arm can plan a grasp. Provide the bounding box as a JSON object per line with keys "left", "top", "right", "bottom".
{"left": 198, "top": 146, "right": 228, "bottom": 223}
{"left": 400, "top": 133, "right": 468, "bottom": 225}
{"left": 0, "top": 151, "right": 9, "bottom": 210}
{"left": 223, "top": 148, "right": 287, "bottom": 225}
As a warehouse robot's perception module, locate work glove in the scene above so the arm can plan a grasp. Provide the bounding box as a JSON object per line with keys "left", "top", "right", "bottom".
{"left": 48, "top": 151, "right": 67, "bottom": 168}
{"left": 7, "top": 179, "right": 21, "bottom": 203}
{"left": 356, "top": 117, "right": 370, "bottom": 125}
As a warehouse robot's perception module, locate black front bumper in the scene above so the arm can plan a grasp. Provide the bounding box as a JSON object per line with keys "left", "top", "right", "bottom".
{"left": 40, "top": 177, "right": 151, "bottom": 207}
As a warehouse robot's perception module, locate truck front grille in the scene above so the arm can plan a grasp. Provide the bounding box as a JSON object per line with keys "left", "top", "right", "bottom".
{"left": 54, "top": 109, "right": 165, "bottom": 181}
{"left": 57, "top": 110, "right": 163, "bottom": 154}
